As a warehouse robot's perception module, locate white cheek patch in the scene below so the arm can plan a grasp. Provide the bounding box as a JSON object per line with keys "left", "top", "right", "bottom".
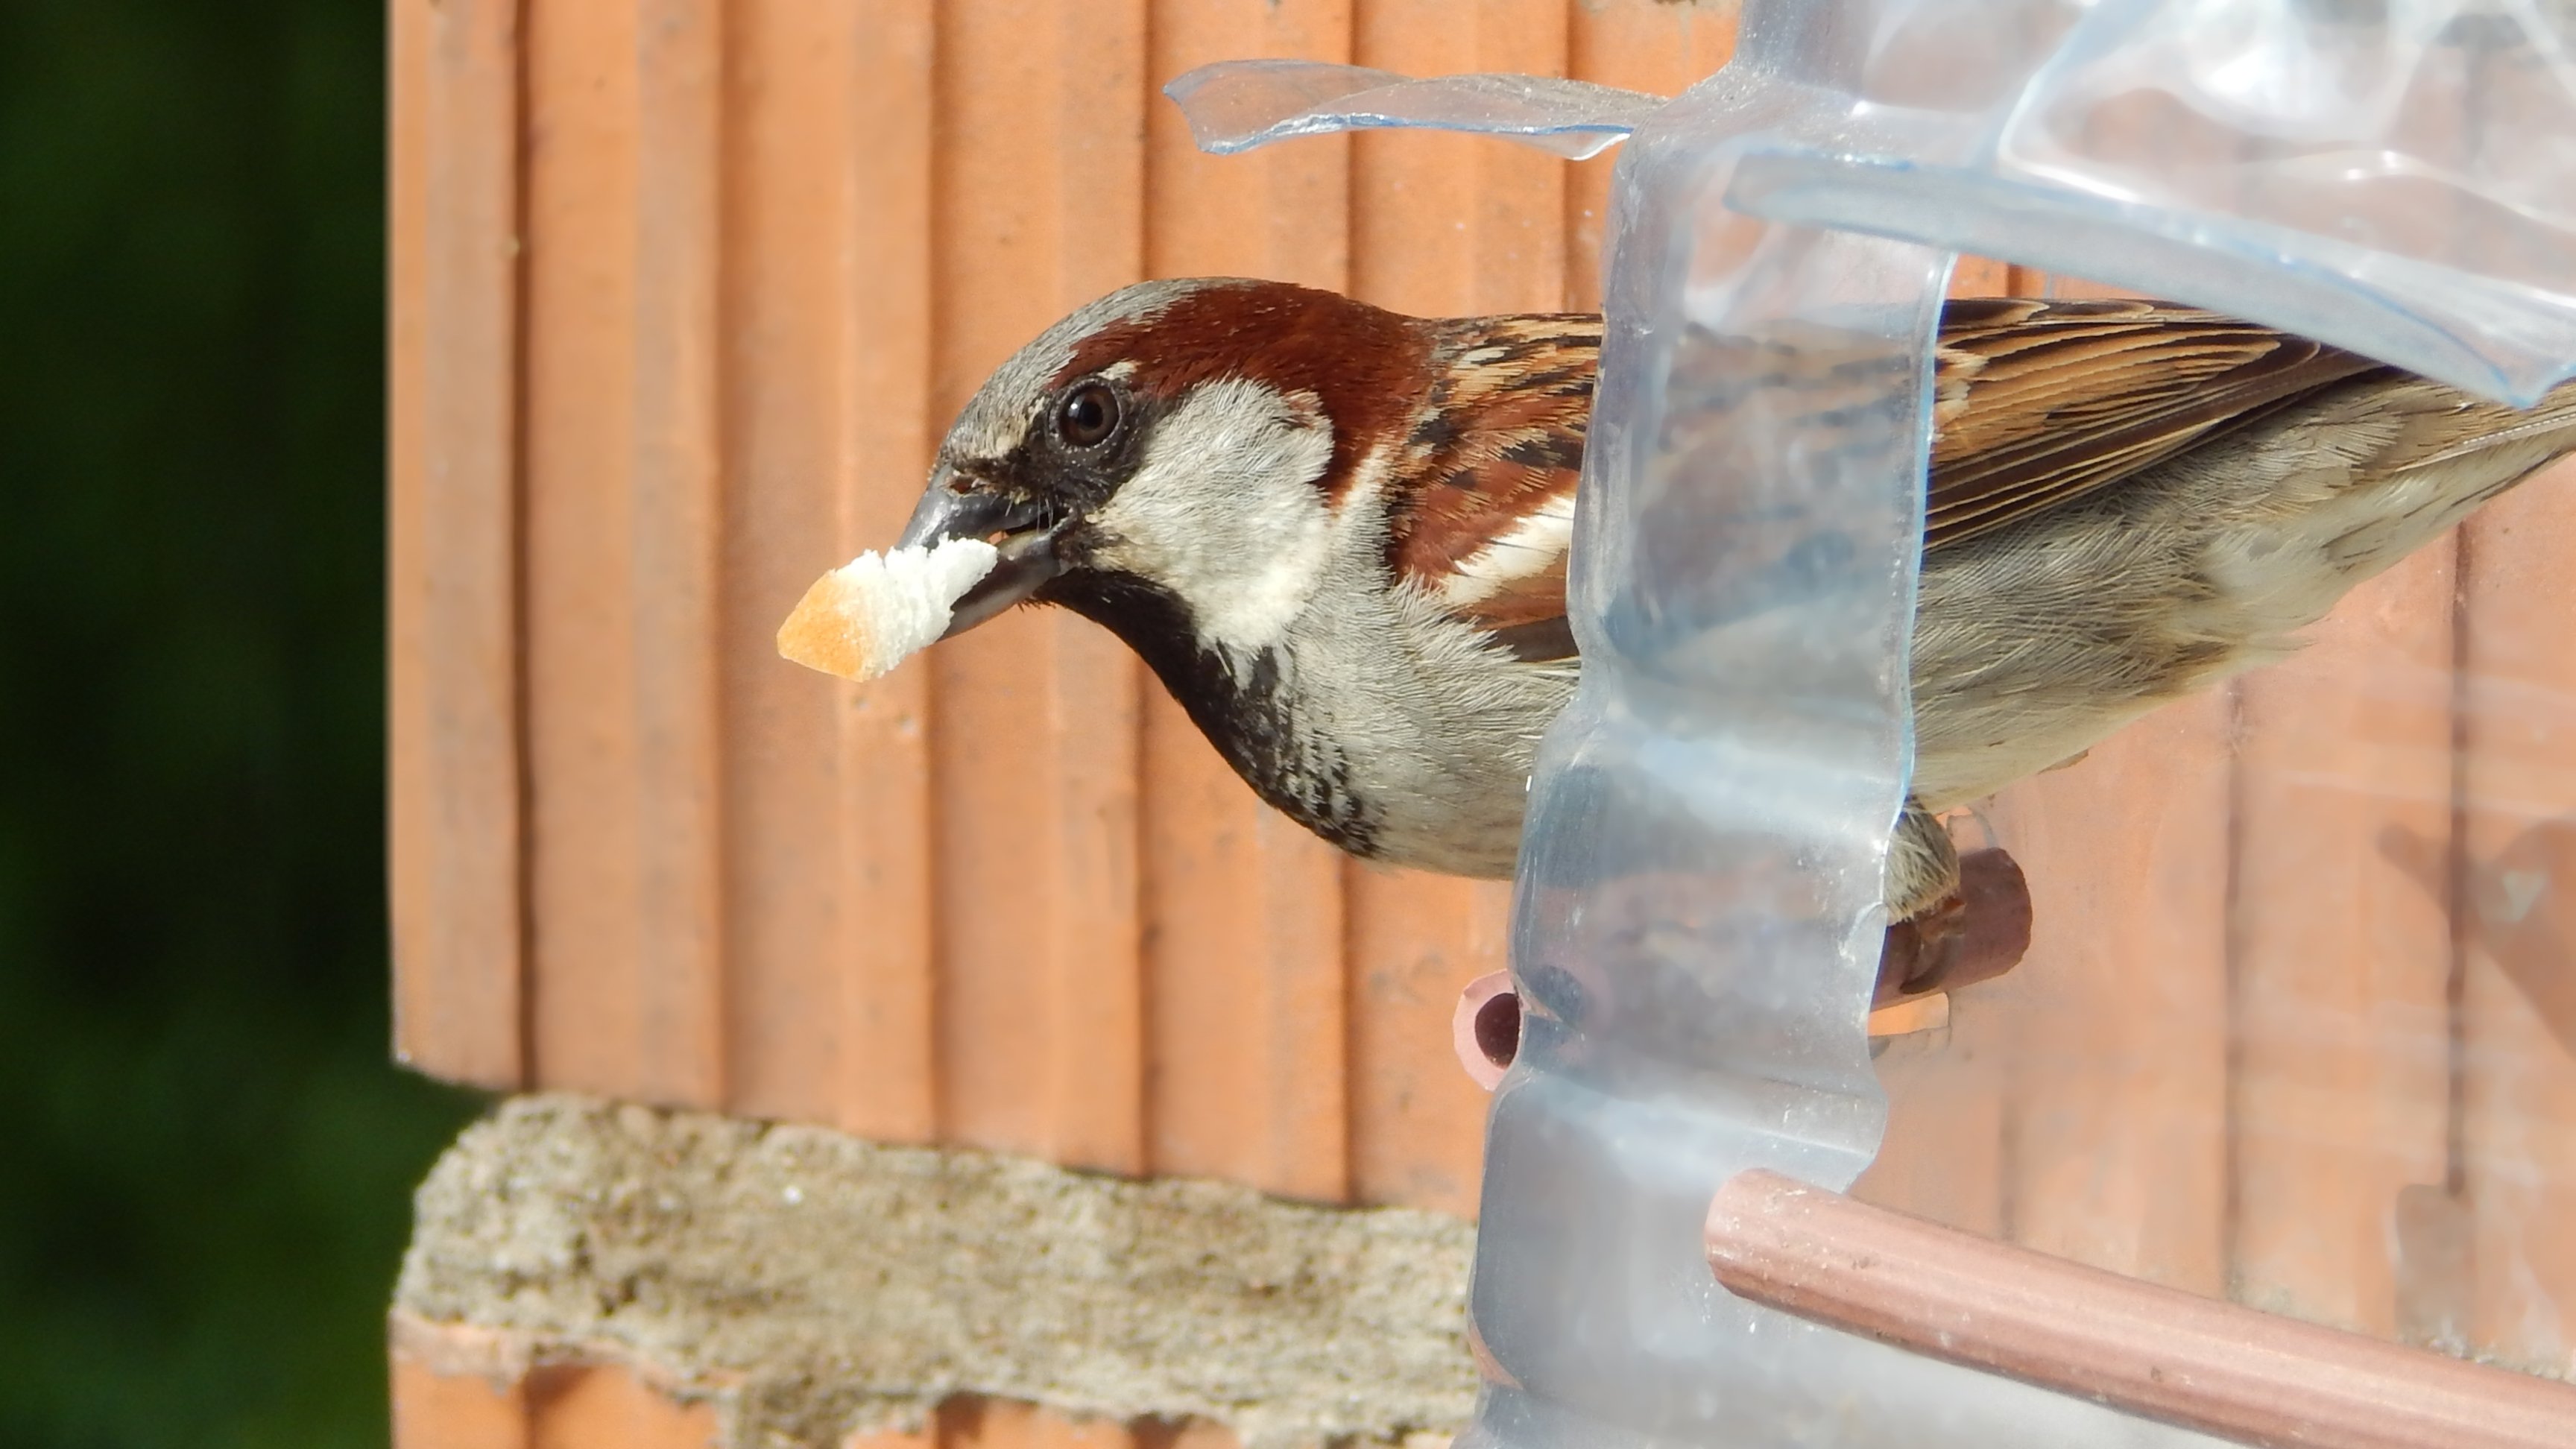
{"left": 1091, "top": 379, "right": 1338, "bottom": 654}
{"left": 1435, "top": 490, "right": 1574, "bottom": 612}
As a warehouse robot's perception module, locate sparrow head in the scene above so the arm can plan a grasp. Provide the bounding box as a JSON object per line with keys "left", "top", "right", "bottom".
{"left": 886, "top": 277, "right": 1600, "bottom": 880}
{"left": 897, "top": 277, "right": 1435, "bottom": 655}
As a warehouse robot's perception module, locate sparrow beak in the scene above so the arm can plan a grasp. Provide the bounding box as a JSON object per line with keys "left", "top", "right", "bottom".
{"left": 895, "top": 469, "right": 1071, "bottom": 639}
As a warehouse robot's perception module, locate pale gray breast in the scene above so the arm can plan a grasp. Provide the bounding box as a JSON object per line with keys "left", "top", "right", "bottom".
{"left": 1275, "top": 574, "right": 1575, "bottom": 880}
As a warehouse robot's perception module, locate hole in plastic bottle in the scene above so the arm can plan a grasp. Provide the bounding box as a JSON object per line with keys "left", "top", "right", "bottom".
{"left": 1474, "top": 989, "right": 1522, "bottom": 1070}
{"left": 1452, "top": 971, "right": 1518, "bottom": 1091}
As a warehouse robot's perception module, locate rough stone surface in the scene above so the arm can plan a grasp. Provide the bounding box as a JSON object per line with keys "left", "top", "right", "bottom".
{"left": 395, "top": 1095, "right": 1480, "bottom": 1449}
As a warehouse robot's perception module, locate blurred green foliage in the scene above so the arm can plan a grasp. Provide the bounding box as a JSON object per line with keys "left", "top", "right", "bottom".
{"left": 0, "top": 1, "right": 483, "bottom": 1445}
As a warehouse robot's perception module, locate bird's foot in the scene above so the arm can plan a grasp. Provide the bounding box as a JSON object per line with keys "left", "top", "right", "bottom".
{"left": 1875, "top": 846, "right": 2032, "bottom": 1007}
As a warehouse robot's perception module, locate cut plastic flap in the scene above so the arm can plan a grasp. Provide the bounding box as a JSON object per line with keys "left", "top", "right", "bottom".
{"left": 1162, "top": 60, "right": 1663, "bottom": 160}
{"left": 1725, "top": 0, "right": 2576, "bottom": 405}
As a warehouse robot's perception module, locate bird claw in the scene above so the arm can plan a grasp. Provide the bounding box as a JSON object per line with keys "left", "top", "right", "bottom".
{"left": 1874, "top": 847, "right": 2032, "bottom": 1007}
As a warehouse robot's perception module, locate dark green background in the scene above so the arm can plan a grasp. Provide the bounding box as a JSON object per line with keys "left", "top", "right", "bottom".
{"left": 1, "top": 1, "right": 482, "bottom": 1445}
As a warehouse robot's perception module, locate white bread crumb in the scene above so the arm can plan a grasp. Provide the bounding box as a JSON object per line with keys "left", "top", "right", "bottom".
{"left": 775, "top": 539, "right": 1000, "bottom": 682}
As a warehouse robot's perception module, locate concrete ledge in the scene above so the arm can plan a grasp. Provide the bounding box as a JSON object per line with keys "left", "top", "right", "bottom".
{"left": 396, "top": 1096, "right": 1478, "bottom": 1449}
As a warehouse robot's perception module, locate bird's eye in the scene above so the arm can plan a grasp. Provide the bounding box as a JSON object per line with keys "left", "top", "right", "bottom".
{"left": 1057, "top": 382, "right": 1120, "bottom": 449}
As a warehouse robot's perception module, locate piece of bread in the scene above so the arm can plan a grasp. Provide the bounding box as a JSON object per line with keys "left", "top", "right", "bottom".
{"left": 775, "top": 538, "right": 1000, "bottom": 682}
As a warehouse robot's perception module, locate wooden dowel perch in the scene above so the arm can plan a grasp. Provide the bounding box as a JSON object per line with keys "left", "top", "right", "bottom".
{"left": 1707, "top": 1169, "right": 2576, "bottom": 1449}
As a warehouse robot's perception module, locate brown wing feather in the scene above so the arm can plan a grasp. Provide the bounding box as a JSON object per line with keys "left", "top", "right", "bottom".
{"left": 1926, "top": 297, "right": 2385, "bottom": 548}
{"left": 1392, "top": 299, "right": 2387, "bottom": 664}
{"left": 1383, "top": 313, "right": 1597, "bottom": 661}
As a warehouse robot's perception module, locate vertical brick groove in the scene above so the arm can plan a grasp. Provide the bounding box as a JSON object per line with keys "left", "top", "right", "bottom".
{"left": 389, "top": 0, "right": 530, "bottom": 1089}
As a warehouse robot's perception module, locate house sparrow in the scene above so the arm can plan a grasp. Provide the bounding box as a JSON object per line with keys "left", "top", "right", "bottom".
{"left": 888, "top": 277, "right": 2576, "bottom": 935}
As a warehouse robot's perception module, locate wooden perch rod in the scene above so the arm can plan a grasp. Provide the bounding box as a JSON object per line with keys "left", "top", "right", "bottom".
{"left": 1707, "top": 1169, "right": 2576, "bottom": 1449}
